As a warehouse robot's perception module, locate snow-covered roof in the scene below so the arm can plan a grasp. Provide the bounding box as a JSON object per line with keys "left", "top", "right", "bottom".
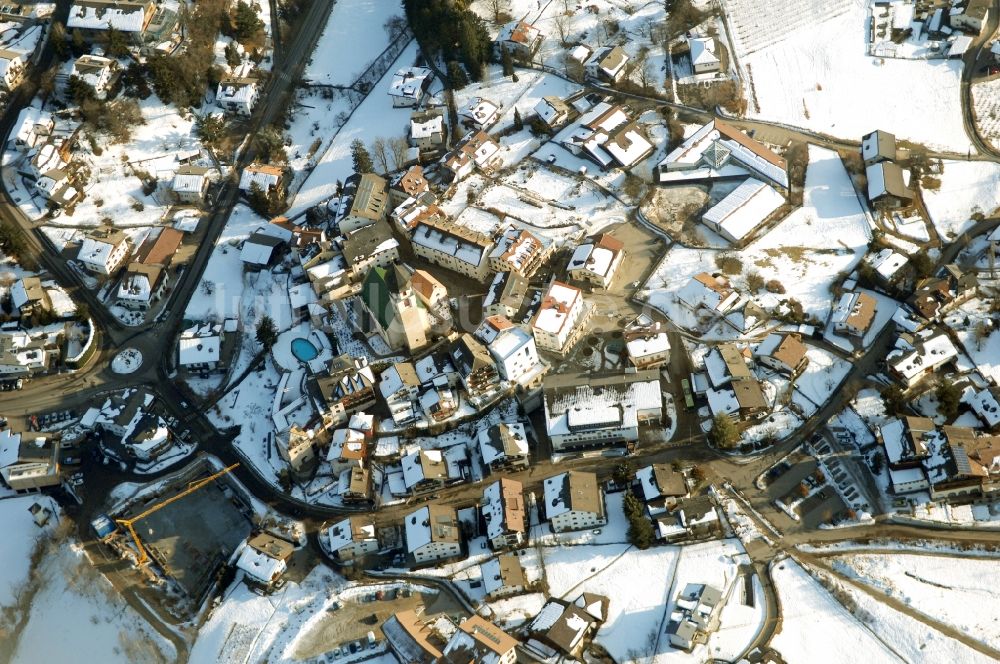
{"left": 240, "top": 233, "right": 283, "bottom": 265}
{"left": 677, "top": 273, "right": 738, "bottom": 312}
{"left": 239, "top": 164, "right": 282, "bottom": 192}
{"left": 542, "top": 471, "right": 602, "bottom": 519}
{"left": 533, "top": 281, "right": 582, "bottom": 335}
{"left": 172, "top": 169, "right": 207, "bottom": 193}
{"left": 325, "top": 516, "right": 376, "bottom": 552}
{"left": 625, "top": 328, "right": 670, "bottom": 359}
{"left": 481, "top": 478, "right": 524, "bottom": 542}
{"left": 388, "top": 67, "right": 433, "bottom": 100}
{"left": 405, "top": 504, "right": 459, "bottom": 553}
{"left": 459, "top": 97, "right": 500, "bottom": 127}
{"left": 411, "top": 113, "right": 443, "bottom": 139}
{"left": 659, "top": 120, "right": 788, "bottom": 188}
{"left": 963, "top": 387, "right": 1000, "bottom": 428}
{"left": 78, "top": 234, "right": 125, "bottom": 269}
{"left": 412, "top": 218, "right": 491, "bottom": 268}
{"left": 235, "top": 544, "right": 287, "bottom": 584}
{"left": 689, "top": 37, "right": 720, "bottom": 67}
{"left": 67, "top": 0, "right": 150, "bottom": 32}
{"left": 887, "top": 333, "right": 958, "bottom": 381}
{"left": 866, "top": 247, "right": 908, "bottom": 281}
{"left": 177, "top": 335, "right": 220, "bottom": 365}
{"left": 478, "top": 422, "right": 528, "bottom": 466}
{"left": 702, "top": 178, "right": 784, "bottom": 242}
{"left": 544, "top": 371, "right": 661, "bottom": 438}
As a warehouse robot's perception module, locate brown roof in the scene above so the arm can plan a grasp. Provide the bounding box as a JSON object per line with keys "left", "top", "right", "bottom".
{"left": 411, "top": 269, "right": 445, "bottom": 301}
{"left": 566, "top": 471, "right": 602, "bottom": 515}
{"left": 484, "top": 315, "right": 514, "bottom": 332}
{"left": 498, "top": 477, "right": 525, "bottom": 534}
{"left": 718, "top": 343, "right": 753, "bottom": 381}
{"left": 139, "top": 227, "right": 183, "bottom": 266}
{"left": 246, "top": 532, "right": 295, "bottom": 560}
{"left": 769, "top": 334, "right": 807, "bottom": 370}
{"left": 495, "top": 553, "right": 526, "bottom": 587}
{"left": 733, "top": 378, "right": 767, "bottom": 411}
{"left": 390, "top": 610, "right": 444, "bottom": 660}
{"left": 247, "top": 163, "right": 284, "bottom": 177}
{"left": 651, "top": 464, "right": 687, "bottom": 497}
{"left": 458, "top": 616, "right": 519, "bottom": 655}
{"left": 846, "top": 292, "right": 877, "bottom": 332}
{"left": 427, "top": 503, "right": 461, "bottom": 543}
{"left": 693, "top": 272, "right": 732, "bottom": 296}
{"left": 714, "top": 119, "right": 787, "bottom": 169}
{"left": 395, "top": 165, "right": 429, "bottom": 197}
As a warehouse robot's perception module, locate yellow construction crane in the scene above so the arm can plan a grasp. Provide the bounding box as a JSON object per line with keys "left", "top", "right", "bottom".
{"left": 115, "top": 463, "right": 239, "bottom": 566}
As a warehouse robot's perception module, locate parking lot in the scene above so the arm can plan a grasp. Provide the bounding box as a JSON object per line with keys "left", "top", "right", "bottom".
{"left": 291, "top": 582, "right": 466, "bottom": 661}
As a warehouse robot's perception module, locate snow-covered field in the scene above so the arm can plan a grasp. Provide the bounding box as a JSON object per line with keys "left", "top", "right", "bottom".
{"left": 0, "top": 495, "right": 59, "bottom": 608}
{"left": 538, "top": 538, "right": 760, "bottom": 663}
{"left": 184, "top": 204, "right": 268, "bottom": 321}
{"left": 8, "top": 541, "right": 175, "bottom": 664}
{"left": 948, "top": 299, "right": 1000, "bottom": 386}
{"left": 770, "top": 559, "right": 902, "bottom": 662}
{"left": 832, "top": 552, "right": 1000, "bottom": 651}
{"left": 289, "top": 40, "right": 420, "bottom": 215}
{"left": 972, "top": 78, "right": 1000, "bottom": 150}
{"left": 732, "top": 0, "right": 971, "bottom": 152}
{"left": 302, "top": 0, "right": 403, "bottom": 86}
{"left": 922, "top": 161, "right": 1000, "bottom": 240}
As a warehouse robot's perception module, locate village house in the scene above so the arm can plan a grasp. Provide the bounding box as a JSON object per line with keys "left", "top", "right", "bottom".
{"left": 410, "top": 216, "right": 494, "bottom": 281}
{"left": 533, "top": 95, "right": 573, "bottom": 129}
{"left": 239, "top": 162, "right": 285, "bottom": 196}
{"left": 927, "top": 426, "right": 1000, "bottom": 502}
{"left": 953, "top": 0, "right": 990, "bottom": 33}
{"left": 117, "top": 227, "right": 183, "bottom": 311}
{"left": 543, "top": 369, "right": 663, "bottom": 452}
{"left": 484, "top": 270, "right": 530, "bottom": 320}
{"left": 0, "top": 430, "right": 60, "bottom": 491}
{"left": 677, "top": 272, "right": 741, "bottom": 314}
{"left": 380, "top": 361, "right": 422, "bottom": 426}
{"left": 342, "top": 220, "right": 400, "bottom": 281}
{"left": 964, "top": 386, "right": 1000, "bottom": 432}
{"left": 908, "top": 264, "right": 978, "bottom": 321}
{"left": 217, "top": 69, "right": 259, "bottom": 116}
{"left": 865, "top": 247, "right": 909, "bottom": 286}
{"left": 391, "top": 195, "right": 445, "bottom": 234}
{"left": 704, "top": 344, "right": 769, "bottom": 422}
{"left": 388, "top": 165, "right": 430, "bottom": 209}
{"left": 450, "top": 333, "right": 500, "bottom": 397}
{"left": 240, "top": 224, "right": 290, "bottom": 269}
{"left": 495, "top": 20, "right": 544, "bottom": 59}
{"left": 382, "top": 610, "right": 448, "bottom": 664}
{"left": 11, "top": 106, "right": 53, "bottom": 151}
{"left": 667, "top": 583, "right": 727, "bottom": 650}
{"left": 388, "top": 66, "right": 433, "bottom": 107}
{"left": 688, "top": 35, "right": 721, "bottom": 74}
{"left": 624, "top": 316, "right": 671, "bottom": 369}
{"left": 481, "top": 477, "right": 526, "bottom": 549}
{"left": 478, "top": 421, "right": 530, "bottom": 475}
{"left": 324, "top": 515, "right": 379, "bottom": 561}
{"left": 176, "top": 322, "right": 226, "bottom": 372}
{"left": 338, "top": 173, "right": 389, "bottom": 234}
{"left": 475, "top": 315, "right": 546, "bottom": 388}
{"left": 867, "top": 160, "right": 913, "bottom": 208}
{"left": 567, "top": 233, "right": 625, "bottom": 288}
{"left": 409, "top": 109, "right": 447, "bottom": 152}
{"left": 71, "top": 54, "right": 115, "bottom": 97}
{"left": 171, "top": 165, "right": 211, "bottom": 204}
{"left": 235, "top": 532, "right": 295, "bottom": 590}
{"left": 562, "top": 101, "right": 653, "bottom": 169}
{"left": 830, "top": 291, "right": 878, "bottom": 338}
{"left": 441, "top": 616, "right": 520, "bottom": 664}
{"left": 658, "top": 119, "right": 788, "bottom": 189}
{"left": 753, "top": 333, "right": 809, "bottom": 377}
{"left": 0, "top": 47, "right": 29, "bottom": 90}
{"left": 0, "top": 329, "right": 56, "bottom": 377}
{"left": 402, "top": 448, "right": 450, "bottom": 493}
{"left": 10, "top": 277, "right": 50, "bottom": 319}
{"left": 543, "top": 471, "right": 607, "bottom": 533}
{"left": 458, "top": 97, "right": 501, "bottom": 130}
{"left": 441, "top": 130, "right": 501, "bottom": 182}
{"left": 584, "top": 45, "right": 629, "bottom": 82}
{"left": 66, "top": 0, "right": 156, "bottom": 44}
{"left": 77, "top": 230, "right": 130, "bottom": 276}
{"left": 527, "top": 596, "right": 607, "bottom": 658}
{"left": 861, "top": 129, "right": 897, "bottom": 166}
{"left": 405, "top": 503, "right": 462, "bottom": 565}
{"left": 488, "top": 226, "right": 552, "bottom": 278}
{"left": 635, "top": 463, "right": 688, "bottom": 516}
{"left": 481, "top": 553, "right": 526, "bottom": 599}
{"left": 311, "top": 354, "right": 377, "bottom": 423}
{"left": 531, "top": 281, "right": 590, "bottom": 355}
{"left": 701, "top": 178, "right": 785, "bottom": 244}
{"left": 887, "top": 331, "right": 958, "bottom": 388}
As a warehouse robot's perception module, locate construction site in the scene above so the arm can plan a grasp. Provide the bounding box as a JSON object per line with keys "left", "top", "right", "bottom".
{"left": 98, "top": 457, "right": 254, "bottom": 606}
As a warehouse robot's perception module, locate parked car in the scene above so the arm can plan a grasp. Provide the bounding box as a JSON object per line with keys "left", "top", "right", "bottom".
{"left": 62, "top": 456, "right": 81, "bottom": 466}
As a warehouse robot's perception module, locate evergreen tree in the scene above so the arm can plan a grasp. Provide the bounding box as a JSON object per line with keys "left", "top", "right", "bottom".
{"left": 350, "top": 139, "right": 374, "bottom": 174}
{"left": 709, "top": 414, "right": 740, "bottom": 449}
{"left": 936, "top": 381, "right": 962, "bottom": 421}
{"left": 513, "top": 107, "right": 523, "bottom": 131}
{"left": 256, "top": 314, "right": 278, "bottom": 350}
{"left": 501, "top": 46, "right": 513, "bottom": 76}
{"left": 233, "top": 1, "right": 264, "bottom": 41}
{"left": 446, "top": 60, "right": 468, "bottom": 89}
{"left": 225, "top": 41, "right": 242, "bottom": 68}
{"left": 104, "top": 26, "right": 129, "bottom": 58}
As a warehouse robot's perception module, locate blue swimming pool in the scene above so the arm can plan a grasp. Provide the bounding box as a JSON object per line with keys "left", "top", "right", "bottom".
{"left": 291, "top": 337, "right": 319, "bottom": 362}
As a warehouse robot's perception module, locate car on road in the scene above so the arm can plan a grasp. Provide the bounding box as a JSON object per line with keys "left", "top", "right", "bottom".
{"left": 680, "top": 378, "right": 695, "bottom": 410}
{"left": 62, "top": 456, "right": 81, "bottom": 466}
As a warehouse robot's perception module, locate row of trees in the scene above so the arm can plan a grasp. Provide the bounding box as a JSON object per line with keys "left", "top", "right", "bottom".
{"left": 350, "top": 138, "right": 411, "bottom": 176}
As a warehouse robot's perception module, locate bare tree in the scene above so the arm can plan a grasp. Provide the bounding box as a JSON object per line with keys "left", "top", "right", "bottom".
{"left": 371, "top": 137, "right": 390, "bottom": 174}
{"left": 487, "top": 0, "right": 509, "bottom": 23}
{"left": 553, "top": 13, "right": 570, "bottom": 46}
{"left": 383, "top": 15, "right": 407, "bottom": 39}
{"left": 389, "top": 137, "right": 410, "bottom": 170}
